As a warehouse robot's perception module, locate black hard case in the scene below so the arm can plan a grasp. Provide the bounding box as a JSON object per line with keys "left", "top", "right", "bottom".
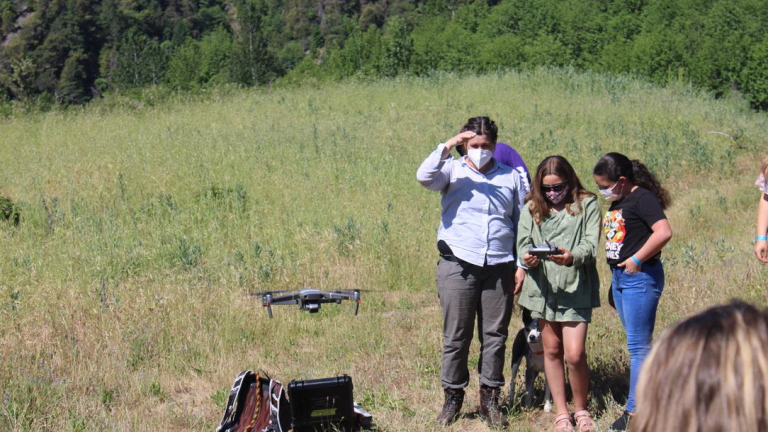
{"left": 288, "top": 375, "right": 355, "bottom": 431}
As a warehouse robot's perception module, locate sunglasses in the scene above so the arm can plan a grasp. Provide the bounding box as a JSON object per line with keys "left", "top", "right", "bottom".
{"left": 540, "top": 183, "right": 567, "bottom": 192}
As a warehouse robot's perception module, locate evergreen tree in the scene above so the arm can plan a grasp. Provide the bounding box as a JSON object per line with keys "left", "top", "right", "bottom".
{"left": 113, "top": 30, "right": 169, "bottom": 87}
{"left": 0, "top": 55, "right": 36, "bottom": 100}
{"left": 327, "top": 24, "right": 384, "bottom": 78}
{"left": 360, "top": 3, "right": 385, "bottom": 29}
{"left": 556, "top": 0, "right": 605, "bottom": 67}
{"left": 381, "top": 17, "right": 412, "bottom": 77}
{"left": 198, "top": 27, "right": 234, "bottom": 84}
{"left": 692, "top": 0, "right": 752, "bottom": 95}
{"left": 58, "top": 51, "right": 89, "bottom": 104}
{"left": 165, "top": 39, "right": 202, "bottom": 89}
{"left": 410, "top": 16, "right": 449, "bottom": 74}
{"left": 742, "top": 37, "right": 768, "bottom": 109}
{"left": 1, "top": 0, "right": 17, "bottom": 36}
{"left": 229, "top": 0, "right": 277, "bottom": 85}
{"left": 477, "top": 34, "right": 525, "bottom": 72}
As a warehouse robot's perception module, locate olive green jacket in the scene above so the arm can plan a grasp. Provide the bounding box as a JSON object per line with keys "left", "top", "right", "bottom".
{"left": 517, "top": 195, "right": 601, "bottom": 313}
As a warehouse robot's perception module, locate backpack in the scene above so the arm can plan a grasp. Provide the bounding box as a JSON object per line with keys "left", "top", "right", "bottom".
{"left": 216, "top": 370, "right": 291, "bottom": 432}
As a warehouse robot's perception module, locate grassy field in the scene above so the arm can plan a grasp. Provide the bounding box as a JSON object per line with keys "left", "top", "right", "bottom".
{"left": 1, "top": 68, "right": 767, "bottom": 431}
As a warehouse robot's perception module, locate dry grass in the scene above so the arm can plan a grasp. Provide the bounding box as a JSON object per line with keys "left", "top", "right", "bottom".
{"left": 0, "top": 68, "right": 767, "bottom": 431}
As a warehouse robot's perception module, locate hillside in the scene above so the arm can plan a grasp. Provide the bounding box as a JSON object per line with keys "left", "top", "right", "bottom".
{"left": 2, "top": 0, "right": 768, "bottom": 109}
{"left": 0, "top": 69, "right": 767, "bottom": 431}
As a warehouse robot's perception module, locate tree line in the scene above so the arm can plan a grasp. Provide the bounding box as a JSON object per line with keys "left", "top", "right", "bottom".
{"left": 1, "top": 0, "right": 768, "bottom": 109}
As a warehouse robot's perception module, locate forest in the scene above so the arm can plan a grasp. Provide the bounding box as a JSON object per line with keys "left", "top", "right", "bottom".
{"left": 1, "top": 0, "right": 768, "bottom": 109}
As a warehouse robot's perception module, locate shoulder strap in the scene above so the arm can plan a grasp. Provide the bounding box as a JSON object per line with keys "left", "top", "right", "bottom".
{"left": 268, "top": 379, "right": 291, "bottom": 432}
{"left": 217, "top": 370, "right": 257, "bottom": 432}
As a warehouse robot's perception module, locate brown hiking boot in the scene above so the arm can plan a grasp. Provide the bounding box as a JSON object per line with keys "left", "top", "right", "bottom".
{"left": 436, "top": 388, "right": 464, "bottom": 425}
{"left": 479, "top": 385, "right": 509, "bottom": 428}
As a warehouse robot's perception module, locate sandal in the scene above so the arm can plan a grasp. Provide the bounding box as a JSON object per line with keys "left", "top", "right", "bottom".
{"left": 554, "top": 413, "right": 575, "bottom": 432}
{"left": 573, "top": 410, "right": 595, "bottom": 432}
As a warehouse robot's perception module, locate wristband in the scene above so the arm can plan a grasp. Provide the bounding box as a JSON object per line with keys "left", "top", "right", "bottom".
{"left": 757, "top": 235, "right": 768, "bottom": 242}
{"left": 630, "top": 255, "right": 643, "bottom": 266}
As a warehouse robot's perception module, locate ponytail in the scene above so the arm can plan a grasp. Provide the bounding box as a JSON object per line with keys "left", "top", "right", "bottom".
{"left": 631, "top": 159, "right": 672, "bottom": 210}
{"left": 762, "top": 156, "right": 768, "bottom": 178}
{"left": 594, "top": 152, "right": 672, "bottom": 210}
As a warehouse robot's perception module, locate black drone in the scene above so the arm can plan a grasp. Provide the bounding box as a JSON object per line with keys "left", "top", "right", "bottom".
{"left": 258, "top": 288, "right": 361, "bottom": 318}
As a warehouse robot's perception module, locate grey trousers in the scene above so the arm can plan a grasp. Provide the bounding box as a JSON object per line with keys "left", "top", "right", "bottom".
{"left": 437, "top": 258, "right": 515, "bottom": 389}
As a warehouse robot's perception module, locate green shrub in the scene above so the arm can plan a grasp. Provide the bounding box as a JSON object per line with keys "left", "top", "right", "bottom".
{"left": 743, "top": 37, "right": 768, "bottom": 110}
{"left": 0, "top": 195, "right": 20, "bottom": 224}
{"left": 165, "top": 40, "right": 202, "bottom": 90}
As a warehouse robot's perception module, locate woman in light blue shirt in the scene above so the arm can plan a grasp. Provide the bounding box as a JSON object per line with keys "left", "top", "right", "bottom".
{"left": 417, "top": 117, "right": 528, "bottom": 427}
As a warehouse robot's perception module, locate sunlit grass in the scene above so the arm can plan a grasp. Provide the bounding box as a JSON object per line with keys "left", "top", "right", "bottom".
{"left": 1, "top": 67, "right": 766, "bottom": 431}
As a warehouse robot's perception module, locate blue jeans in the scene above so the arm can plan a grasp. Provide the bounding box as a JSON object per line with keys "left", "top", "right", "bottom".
{"left": 611, "top": 261, "right": 665, "bottom": 413}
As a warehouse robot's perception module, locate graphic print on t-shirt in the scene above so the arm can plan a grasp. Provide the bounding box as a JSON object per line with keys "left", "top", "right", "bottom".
{"left": 604, "top": 209, "right": 626, "bottom": 260}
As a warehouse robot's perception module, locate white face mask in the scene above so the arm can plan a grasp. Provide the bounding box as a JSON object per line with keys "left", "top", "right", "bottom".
{"left": 599, "top": 181, "right": 622, "bottom": 201}
{"left": 468, "top": 148, "right": 493, "bottom": 169}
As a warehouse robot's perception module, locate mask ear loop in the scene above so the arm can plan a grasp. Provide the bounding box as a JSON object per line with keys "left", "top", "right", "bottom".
{"left": 616, "top": 177, "right": 627, "bottom": 197}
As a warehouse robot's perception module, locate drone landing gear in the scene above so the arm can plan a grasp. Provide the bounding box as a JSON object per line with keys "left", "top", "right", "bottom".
{"left": 265, "top": 293, "right": 273, "bottom": 319}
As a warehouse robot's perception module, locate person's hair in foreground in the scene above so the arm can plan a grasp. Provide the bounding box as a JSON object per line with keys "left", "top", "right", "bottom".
{"left": 631, "top": 301, "right": 768, "bottom": 432}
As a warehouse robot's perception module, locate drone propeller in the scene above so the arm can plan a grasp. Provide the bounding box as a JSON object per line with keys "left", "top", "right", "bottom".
{"left": 331, "top": 289, "right": 380, "bottom": 293}
{"left": 251, "top": 290, "right": 290, "bottom": 297}
{"left": 255, "top": 291, "right": 296, "bottom": 319}
{"left": 326, "top": 290, "right": 363, "bottom": 315}
{"left": 324, "top": 289, "right": 368, "bottom": 316}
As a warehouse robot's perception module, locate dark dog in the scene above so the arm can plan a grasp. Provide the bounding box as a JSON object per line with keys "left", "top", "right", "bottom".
{"left": 508, "top": 308, "right": 551, "bottom": 412}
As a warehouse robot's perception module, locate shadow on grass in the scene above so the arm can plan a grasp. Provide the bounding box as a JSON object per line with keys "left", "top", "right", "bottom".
{"left": 503, "top": 377, "right": 550, "bottom": 414}
{"left": 457, "top": 410, "right": 481, "bottom": 421}
{"left": 589, "top": 357, "right": 629, "bottom": 416}
{"left": 500, "top": 357, "right": 629, "bottom": 418}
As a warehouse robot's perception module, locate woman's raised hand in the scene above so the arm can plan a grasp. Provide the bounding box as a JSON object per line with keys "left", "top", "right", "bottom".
{"left": 445, "top": 131, "right": 476, "bottom": 150}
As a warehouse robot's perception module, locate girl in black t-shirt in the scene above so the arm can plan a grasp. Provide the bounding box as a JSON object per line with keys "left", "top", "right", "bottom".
{"left": 592, "top": 152, "right": 673, "bottom": 431}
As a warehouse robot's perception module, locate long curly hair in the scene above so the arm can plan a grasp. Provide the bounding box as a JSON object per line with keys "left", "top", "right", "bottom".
{"left": 527, "top": 155, "right": 594, "bottom": 225}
